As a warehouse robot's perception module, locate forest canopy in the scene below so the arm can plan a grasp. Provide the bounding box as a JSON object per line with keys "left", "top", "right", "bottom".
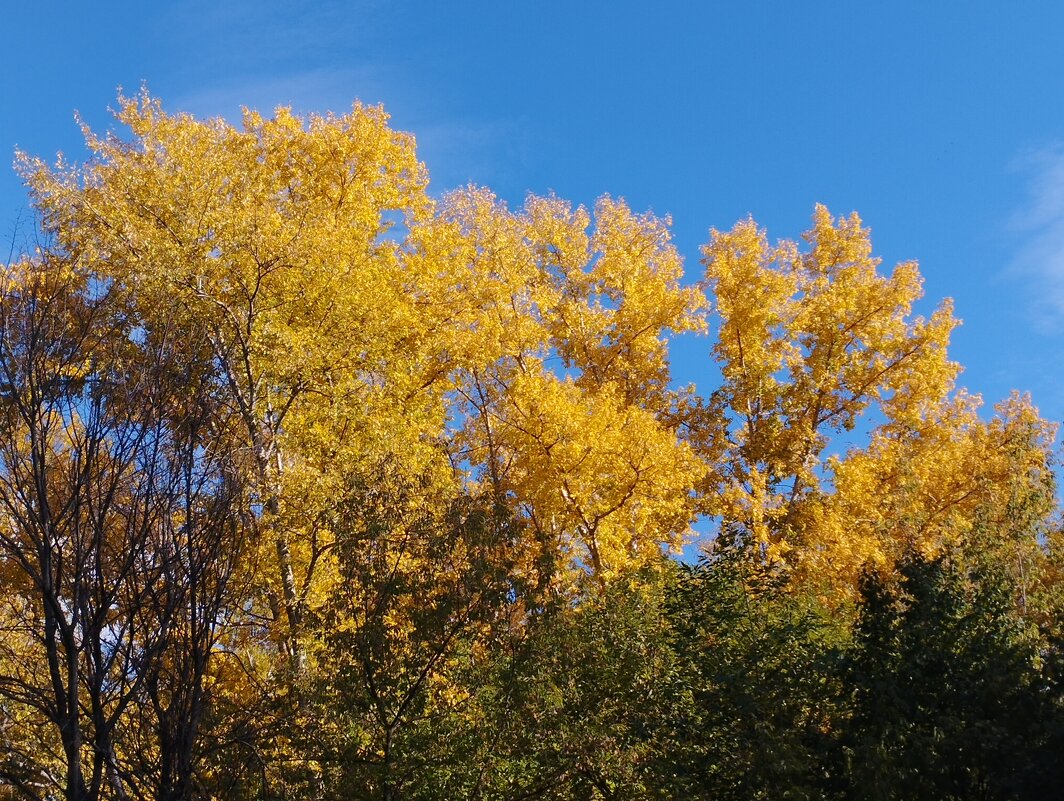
{"left": 0, "top": 93, "right": 1061, "bottom": 801}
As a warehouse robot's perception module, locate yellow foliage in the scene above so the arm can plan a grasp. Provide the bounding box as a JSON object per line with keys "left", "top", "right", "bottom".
{"left": 11, "top": 90, "right": 1058, "bottom": 621}
{"left": 806, "top": 391, "right": 1058, "bottom": 594}
{"left": 441, "top": 188, "right": 707, "bottom": 587}
{"left": 19, "top": 93, "right": 710, "bottom": 656}
{"left": 700, "top": 205, "right": 1055, "bottom": 599}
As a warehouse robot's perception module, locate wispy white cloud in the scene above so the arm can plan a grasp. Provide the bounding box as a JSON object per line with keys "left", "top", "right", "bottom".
{"left": 170, "top": 75, "right": 524, "bottom": 196}
{"left": 414, "top": 118, "right": 531, "bottom": 195}
{"left": 159, "top": 0, "right": 392, "bottom": 118}
{"left": 1008, "top": 145, "right": 1064, "bottom": 329}
{"left": 169, "top": 66, "right": 387, "bottom": 120}
{"left": 146, "top": 1, "right": 527, "bottom": 201}
{"left": 161, "top": 0, "right": 387, "bottom": 73}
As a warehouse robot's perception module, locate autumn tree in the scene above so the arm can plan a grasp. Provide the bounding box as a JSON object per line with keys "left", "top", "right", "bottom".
{"left": 437, "top": 189, "right": 706, "bottom": 591}
{"left": 0, "top": 256, "right": 244, "bottom": 801}
{"left": 699, "top": 206, "right": 1057, "bottom": 593}
{"left": 20, "top": 92, "right": 446, "bottom": 665}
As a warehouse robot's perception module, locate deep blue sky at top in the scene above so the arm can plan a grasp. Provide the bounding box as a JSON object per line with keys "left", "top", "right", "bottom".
{"left": 3, "top": 1, "right": 1064, "bottom": 428}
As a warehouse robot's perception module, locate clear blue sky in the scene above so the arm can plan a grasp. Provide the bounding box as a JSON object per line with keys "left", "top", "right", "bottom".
{"left": 3, "top": 1, "right": 1064, "bottom": 427}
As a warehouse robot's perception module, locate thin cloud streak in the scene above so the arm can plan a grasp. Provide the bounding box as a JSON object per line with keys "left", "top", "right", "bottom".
{"left": 170, "top": 66, "right": 387, "bottom": 120}
{"left": 1009, "top": 145, "right": 1064, "bottom": 330}
{"left": 172, "top": 75, "right": 527, "bottom": 202}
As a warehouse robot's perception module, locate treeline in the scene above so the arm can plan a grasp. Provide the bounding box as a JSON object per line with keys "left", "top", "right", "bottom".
{"left": 0, "top": 93, "right": 1061, "bottom": 800}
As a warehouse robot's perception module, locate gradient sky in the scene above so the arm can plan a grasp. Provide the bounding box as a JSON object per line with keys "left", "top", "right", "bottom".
{"left": 4, "top": 1, "right": 1064, "bottom": 430}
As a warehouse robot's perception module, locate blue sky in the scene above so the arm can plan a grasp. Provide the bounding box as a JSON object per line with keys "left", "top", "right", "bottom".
{"left": 4, "top": 1, "right": 1064, "bottom": 428}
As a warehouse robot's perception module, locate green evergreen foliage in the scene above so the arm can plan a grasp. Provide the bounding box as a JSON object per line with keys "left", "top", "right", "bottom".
{"left": 843, "top": 551, "right": 1060, "bottom": 801}
{"left": 651, "top": 550, "right": 847, "bottom": 800}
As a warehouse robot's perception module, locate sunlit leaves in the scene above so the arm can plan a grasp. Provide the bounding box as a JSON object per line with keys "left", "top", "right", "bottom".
{"left": 700, "top": 205, "right": 1054, "bottom": 595}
